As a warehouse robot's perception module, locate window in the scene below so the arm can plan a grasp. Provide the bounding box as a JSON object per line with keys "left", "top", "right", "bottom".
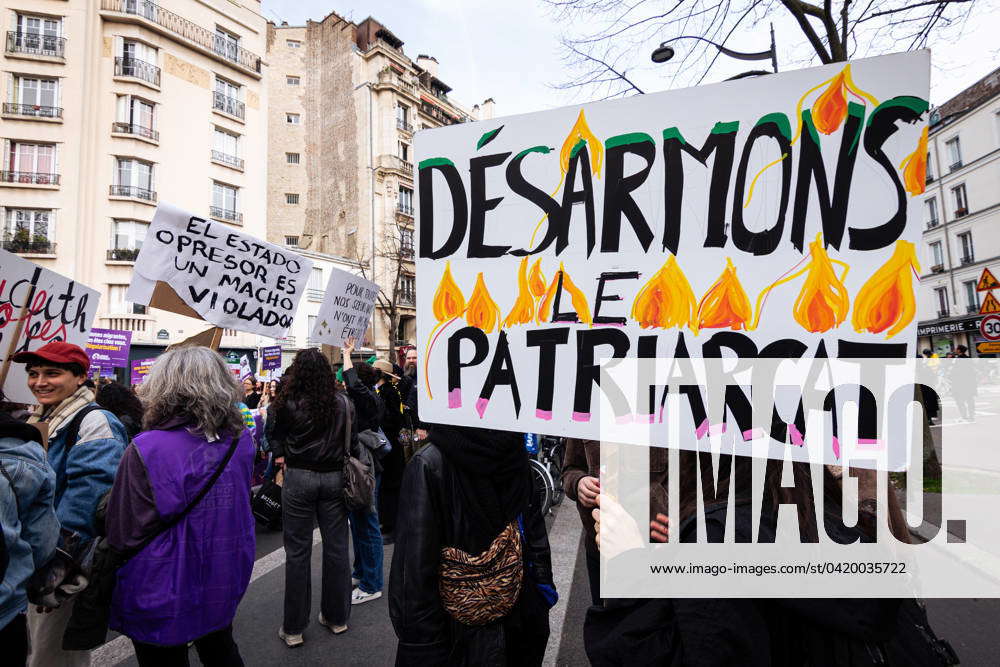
{"left": 930, "top": 241, "right": 943, "bottom": 267}
{"left": 396, "top": 104, "right": 409, "bottom": 124}
{"left": 935, "top": 287, "right": 949, "bottom": 316}
{"left": 285, "top": 193, "right": 299, "bottom": 205}
{"left": 951, "top": 184, "right": 968, "bottom": 216}
{"left": 400, "top": 274, "right": 415, "bottom": 304}
{"left": 215, "top": 76, "right": 240, "bottom": 100}
{"left": 110, "top": 285, "right": 146, "bottom": 315}
{"left": 286, "top": 40, "right": 301, "bottom": 48}
{"left": 945, "top": 137, "right": 962, "bottom": 170}
{"left": 925, "top": 152, "right": 933, "bottom": 182}
{"left": 285, "top": 236, "right": 299, "bottom": 247}
{"left": 3, "top": 208, "right": 53, "bottom": 252}
{"left": 398, "top": 186, "right": 413, "bottom": 213}
{"left": 110, "top": 219, "right": 148, "bottom": 258}
{"left": 4, "top": 141, "right": 56, "bottom": 176}
{"left": 286, "top": 152, "right": 300, "bottom": 164}
{"left": 12, "top": 14, "right": 62, "bottom": 56}
{"left": 212, "top": 181, "right": 239, "bottom": 214}
{"left": 214, "top": 27, "right": 240, "bottom": 62}
{"left": 957, "top": 231, "right": 974, "bottom": 263}
{"left": 307, "top": 315, "right": 317, "bottom": 344}
{"left": 400, "top": 228, "right": 414, "bottom": 255}
{"left": 924, "top": 197, "right": 938, "bottom": 227}
{"left": 11, "top": 75, "right": 59, "bottom": 113}
{"left": 213, "top": 77, "right": 244, "bottom": 119}
{"left": 286, "top": 75, "right": 300, "bottom": 86}
{"left": 398, "top": 142, "right": 409, "bottom": 162}
{"left": 115, "top": 158, "right": 153, "bottom": 193}
{"left": 115, "top": 95, "right": 156, "bottom": 137}
{"left": 309, "top": 267, "right": 324, "bottom": 290}
{"left": 286, "top": 113, "right": 300, "bottom": 125}
{"left": 964, "top": 280, "right": 979, "bottom": 312}
{"left": 120, "top": 39, "right": 157, "bottom": 66}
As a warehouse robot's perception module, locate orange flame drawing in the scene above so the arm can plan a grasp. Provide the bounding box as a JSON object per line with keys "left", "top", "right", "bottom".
{"left": 793, "top": 235, "right": 850, "bottom": 332}
{"left": 503, "top": 257, "right": 535, "bottom": 327}
{"left": 696, "top": 258, "right": 752, "bottom": 332}
{"left": 808, "top": 65, "right": 879, "bottom": 135}
{"left": 528, "top": 258, "right": 547, "bottom": 299}
{"left": 432, "top": 261, "right": 466, "bottom": 322}
{"left": 899, "top": 126, "right": 929, "bottom": 195}
{"left": 851, "top": 241, "right": 921, "bottom": 339}
{"left": 465, "top": 272, "right": 501, "bottom": 333}
{"left": 537, "top": 262, "right": 592, "bottom": 325}
{"left": 560, "top": 109, "right": 604, "bottom": 178}
{"left": 630, "top": 256, "right": 696, "bottom": 330}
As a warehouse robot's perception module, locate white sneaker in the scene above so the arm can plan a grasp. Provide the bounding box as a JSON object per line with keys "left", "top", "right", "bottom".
{"left": 318, "top": 612, "right": 348, "bottom": 634}
{"left": 351, "top": 587, "right": 382, "bottom": 605}
{"left": 278, "top": 627, "right": 303, "bottom": 647}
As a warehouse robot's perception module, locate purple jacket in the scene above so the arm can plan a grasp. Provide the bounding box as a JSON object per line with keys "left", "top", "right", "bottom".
{"left": 106, "top": 425, "right": 255, "bottom": 645}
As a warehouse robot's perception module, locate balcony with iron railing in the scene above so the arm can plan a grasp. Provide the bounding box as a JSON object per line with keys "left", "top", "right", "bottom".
{"left": 1, "top": 171, "right": 60, "bottom": 186}
{"left": 937, "top": 309, "right": 950, "bottom": 319}
{"left": 398, "top": 293, "right": 415, "bottom": 307}
{"left": 5, "top": 31, "right": 66, "bottom": 60}
{"left": 400, "top": 244, "right": 414, "bottom": 259}
{"left": 112, "top": 121, "right": 159, "bottom": 141}
{"left": 397, "top": 117, "right": 413, "bottom": 133}
{"left": 377, "top": 154, "right": 413, "bottom": 177}
{"left": 949, "top": 160, "right": 963, "bottom": 172}
{"left": 213, "top": 91, "right": 245, "bottom": 120}
{"left": 967, "top": 304, "right": 981, "bottom": 314}
{"left": 418, "top": 100, "right": 467, "bottom": 126}
{"left": 211, "top": 150, "right": 244, "bottom": 170}
{"left": 110, "top": 184, "right": 156, "bottom": 201}
{"left": 2, "top": 238, "right": 56, "bottom": 255}
{"left": 100, "top": 0, "right": 262, "bottom": 76}
{"left": 107, "top": 247, "right": 141, "bottom": 261}
{"left": 960, "top": 254, "right": 975, "bottom": 265}
{"left": 114, "top": 56, "right": 161, "bottom": 87}
{"left": 210, "top": 206, "right": 242, "bottom": 224}
{"left": 2, "top": 103, "right": 62, "bottom": 119}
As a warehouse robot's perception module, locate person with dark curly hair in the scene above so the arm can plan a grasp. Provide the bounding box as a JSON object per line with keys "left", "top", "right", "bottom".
{"left": 265, "top": 348, "right": 362, "bottom": 648}
{"left": 94, "top": 382, "right": 144, "bottom": 440}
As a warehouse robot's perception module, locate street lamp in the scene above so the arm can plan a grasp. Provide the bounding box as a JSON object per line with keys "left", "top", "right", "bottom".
{"left": 651, "top": 23, "right": 778, "bottom": 78}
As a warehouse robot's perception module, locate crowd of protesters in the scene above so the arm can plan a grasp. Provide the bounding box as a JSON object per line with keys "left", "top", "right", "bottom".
{"left": 2, "top": 335, "right": 956, "bottom": 666}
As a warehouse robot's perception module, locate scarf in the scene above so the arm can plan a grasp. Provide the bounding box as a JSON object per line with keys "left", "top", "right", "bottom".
{"left": 28, "top": 385, "right": 95, "bottom": 436}
{"left": 431, "top": 424, "right": 531, "bottom": 554}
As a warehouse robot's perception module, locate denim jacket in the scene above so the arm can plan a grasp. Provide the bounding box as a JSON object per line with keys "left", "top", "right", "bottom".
{"left": 0, "top": 428, "right": 59, "bottom": 629}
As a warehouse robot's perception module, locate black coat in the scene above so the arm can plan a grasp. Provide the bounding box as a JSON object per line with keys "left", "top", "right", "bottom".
{"left": 265, "top": 395, "right": 359, "bottom": 472}
{"left": 343, "top": 367, "right": 384, "bottom": 433}
{"left": 389, "top": 443, "right": 553, "bottom": 666}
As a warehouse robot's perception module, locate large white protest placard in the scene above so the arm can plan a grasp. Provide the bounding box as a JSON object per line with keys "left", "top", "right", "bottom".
{"left": 310, "top": 267, "right": 378, "bottom": 347}
{"left": 415, "top": 51, "right": 930, "bottom": 462}
{"left": 127, "top": 203, "right": 313, "bottom": 339}
{"left": 0, "top": 249, "right": 100, "bottom": 403}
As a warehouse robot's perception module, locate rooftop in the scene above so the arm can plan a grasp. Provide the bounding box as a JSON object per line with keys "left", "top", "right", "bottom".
{"left": 931, "top": 65, "right": 1000, "bottom": 131}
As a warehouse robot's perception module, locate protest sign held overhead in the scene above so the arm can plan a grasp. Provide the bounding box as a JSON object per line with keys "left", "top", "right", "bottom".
{"left": 261, "top": 345, "right": 282, "bottom": 371}
{"left": 309, "top": 267, "right": 378, "bottom": 348}
{"left": 130, "top": 358, "right": 156, "bottom": 385}
{"left": 415, "top": 51, "right": 930, "bottom": 459}
{"left": 127, "top": 203, "right": 313, "bottom": 339}
{"left": 1, "top": 249, "right": 100, "bottom": 404}
{"left": 85, "top": 328, "right": 132, "bottom": 372}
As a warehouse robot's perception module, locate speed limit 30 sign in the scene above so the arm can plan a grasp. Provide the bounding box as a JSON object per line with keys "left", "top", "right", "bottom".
{"left": 981, "top": 314, "right": 1000, "bottom": 341}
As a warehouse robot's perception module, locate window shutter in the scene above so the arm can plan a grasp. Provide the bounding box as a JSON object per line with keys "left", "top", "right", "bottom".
{"left": 2, "top": 139, "right": 11, "bottom": 170}
{"left": 6, "top": 73, "right": 14, "bottom": 104}
{"left": 116, "top": 94, "right": 126, "bottom": 122}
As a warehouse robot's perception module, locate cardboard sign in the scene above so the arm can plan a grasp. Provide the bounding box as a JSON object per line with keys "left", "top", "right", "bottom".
{"left": 85, "top": 328, "right": 132, "bottom": 370}
{"left": 126, "top": 203, "right": 313, "bottom": 339}
{"left": 130, "top": 358, "right": 157, "bottom": 385}
{"left": 310, "top": 267, "right": 379, "bottom": 347}
{"left": 415, "top": 51, "right": 929, "bottom": 442}
{"left": 0, "top": 249, "right": 101, "bottom": 403}
{"left": 239, "top": 355, "right": 254, "bottom": 381}
{"left": 261, "top": 345, "right": 282, "bottom": 370}
{"left": 977, "top": 267, "right": 999, "bottom": 292}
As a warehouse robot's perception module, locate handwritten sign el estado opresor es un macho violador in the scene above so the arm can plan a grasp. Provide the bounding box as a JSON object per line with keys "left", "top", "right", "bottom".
{"left": 1, "top": 248, "right": 100, "bottom": 403}
{"left": 415, "top": 51, "right": 930, "bottom": 448}
{"left": 127, "top": 203, "right": 313, "bottom": 339}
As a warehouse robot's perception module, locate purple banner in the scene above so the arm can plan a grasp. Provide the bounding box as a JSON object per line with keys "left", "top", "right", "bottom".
{"left": 261, "top": 345, "right": 282, "bottom": 371}
{"left": 86, "top": 328, "right": 132, "bottom": 370}
{"left": 130, "top": 358, "right": 157, "bottom": 385}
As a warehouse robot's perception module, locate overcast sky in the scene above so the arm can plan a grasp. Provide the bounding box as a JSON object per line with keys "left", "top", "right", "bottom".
{"left": 261, "top": 0, "right": 999, "bottom": 118}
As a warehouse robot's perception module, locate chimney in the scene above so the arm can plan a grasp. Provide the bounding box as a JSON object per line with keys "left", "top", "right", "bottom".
{"left": 281, "top": 21, "right": 288, "bottom": 26}
{"left": 416, "top": 54, "right": 439, "bottom": 77}
{"left": 480, "top": 98, "right": 496, "bottom": 120}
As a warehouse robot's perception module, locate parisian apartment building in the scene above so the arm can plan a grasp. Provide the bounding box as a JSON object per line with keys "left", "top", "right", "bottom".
{"left": 918, "top": 66, "right": 1000, "bottom": 358}
{"left": 266, "top": 12, "right": 495, "bottom": 355}
{"left": 1, "top": 0, "right": 270, "bottom": 374}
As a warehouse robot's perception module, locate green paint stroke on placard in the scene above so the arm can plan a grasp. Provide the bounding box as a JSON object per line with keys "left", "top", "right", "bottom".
{"left": 476, "top": 126, "right": 504, "bottom": 150}
{"left": 662, "top": 127, "right": 685, "bottom": 144}
{"left": 569, "top": 138, "right": 587, "bottom": 158}
{"left": 711, "top": 120, "right": 739, "bottom": 134}
{"left": 801, "top": 110, "right": 820, "bottom": 147}
{"left": 605, "top": 132, "right": 655, "bottom": 149}
{"left": 846, "top": 102, "right": 865, "bottom": 153}
{"left": 418, "top": 157, "right": 454, "bottom": 169}
{"left": 755, "top": 112, "right": 792, "bottom": 140}
{"left": 515, "top": 145, "right": 554, "bottom": 160}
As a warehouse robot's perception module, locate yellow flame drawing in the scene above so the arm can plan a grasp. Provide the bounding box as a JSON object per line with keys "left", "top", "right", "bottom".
{"left": 899, "top": 126, "right": 929, "bottom": 196}
{"left": 696, "top": 258, "right": 752, "bottom": 332}
{"left": 465, "top": 272, "right": 501, "bottom": 333}
{"left": 851, "top": 241, "right": 921, "bottom": 339}
{"left": 630, "top": 256, "right": 696, "bottom": 330}
{"left": 537, "top": 262, "right": 592, "bottom": 325}
{"left": 528, "top": 258, "right": 547, "bottom": 299}
{"left": 793, "top": 235, "right": 850, "bottom": 332}
{"left": 503, "top": 257, "right": 535, "bottom": 327}
{"left": 432, "top": 261, "right": 466, "bottom": 322}
{"left": 560, "top": 109, "right": 604, "bottom": 178}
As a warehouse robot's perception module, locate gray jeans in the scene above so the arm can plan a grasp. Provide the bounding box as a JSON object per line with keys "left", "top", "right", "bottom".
{"left": 281, "top": 467, "right": 351, "bottom": 634}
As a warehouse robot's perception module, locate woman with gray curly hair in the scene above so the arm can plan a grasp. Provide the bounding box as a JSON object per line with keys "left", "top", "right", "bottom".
{"left": 104, "top": 346, "right": 256, "bottom": 666}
